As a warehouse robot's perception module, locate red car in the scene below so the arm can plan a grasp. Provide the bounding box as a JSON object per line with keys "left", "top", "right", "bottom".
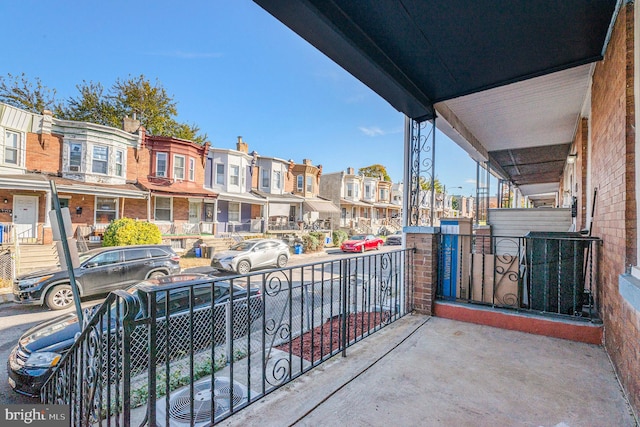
{"left": 340, "top": 234, "right": 384, "bottom": 253}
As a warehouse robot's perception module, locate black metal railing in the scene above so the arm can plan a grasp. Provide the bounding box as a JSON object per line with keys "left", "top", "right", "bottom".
{"left": 437, "top": 232, "right": 601, "bottom": 320}
{"left": 41, "top": 248, "right": 413, "bottom": 426}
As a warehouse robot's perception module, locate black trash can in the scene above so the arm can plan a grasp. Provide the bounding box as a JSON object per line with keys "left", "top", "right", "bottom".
{"left": 525, "top": 231, "right": 589, "bottom": 315}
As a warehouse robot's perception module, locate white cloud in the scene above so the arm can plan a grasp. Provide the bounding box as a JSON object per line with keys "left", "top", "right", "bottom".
{"left": 465, "top": 178, "right": 476, "bottom": 185}
{"left": 359, "top": 126, "right": 385, "bottom": 137}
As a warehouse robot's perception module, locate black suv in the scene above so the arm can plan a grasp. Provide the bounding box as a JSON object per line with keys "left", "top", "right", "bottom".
{"left": 8, "top": 274, "right": 262, "bottom": 397}
{"left": 13, "top": 245, "right": 181, "bottom": 310}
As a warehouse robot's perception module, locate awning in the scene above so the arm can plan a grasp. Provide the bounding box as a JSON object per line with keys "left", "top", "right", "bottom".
{"left": 0, "top": 174, "right": 149, "bottom": 199}
{"left": 304, "top": 198, "right": 340, "bottom": 213}
{"left": 268, "top": 203, "right": 291, "bottom": 217}
{"left": 216, "top": 191, "right": 266, "bottom": 204}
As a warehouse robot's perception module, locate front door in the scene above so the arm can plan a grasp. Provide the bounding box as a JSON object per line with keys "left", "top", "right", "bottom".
{"left": 13, "top": 195, "right": 38, "bottom": 240}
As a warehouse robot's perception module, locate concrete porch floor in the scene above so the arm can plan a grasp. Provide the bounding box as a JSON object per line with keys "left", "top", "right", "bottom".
{"left": 220, "top": 315, "right": 636, "bottom": 427}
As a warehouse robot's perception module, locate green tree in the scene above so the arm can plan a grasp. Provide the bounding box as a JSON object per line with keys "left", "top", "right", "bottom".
{"left": 451, "top": 196, "right": 459, "bottom": 210}
{"left": 358, "top": 164, "right": 391, "bottom": 181}
{"left": 419, "top": 177, "right": 444, "bottom": 193}
{"left": 0, "top": 73, "right": 59, "bottom": 113}
{"left": 56, "top": 81, "right": 118, "bottom": 126}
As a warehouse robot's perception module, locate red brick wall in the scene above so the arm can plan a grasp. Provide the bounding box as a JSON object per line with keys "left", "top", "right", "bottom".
{"left": 25, "top": 132, "right": 62, "bottom": 173}
{"left": 590, "top": 4, "right": 640, "bottom": 414}
{"left": 407, "top": 231, "right": 438, "bottom": 315}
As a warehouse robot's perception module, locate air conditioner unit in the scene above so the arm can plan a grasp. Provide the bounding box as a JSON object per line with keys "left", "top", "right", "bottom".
{"left": 156, "top": 376, "right": 249, "bottom": 426}
{"left": 69, "top": 165, "right": 80, "bottom": 172}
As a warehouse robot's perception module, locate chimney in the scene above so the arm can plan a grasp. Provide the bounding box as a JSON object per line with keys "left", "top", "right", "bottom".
{"left": 346, "top": 167, "right": 354, "bottom": 175}
{"left": 303, "top": 159, "right": 312, "bottom": 166}
{"left": 236, "top": 136, "right": 249, "bottom": 153}
{"left": 123, "top": 116, "right": 141, "bottom": 133}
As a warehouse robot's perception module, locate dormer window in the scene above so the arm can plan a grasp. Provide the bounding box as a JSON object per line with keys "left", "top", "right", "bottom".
{"left": 115, "top": 150, "right": 124, "bottom": 177}
{"left": 274, "top": 171, "right": 282, "bottom": 190}
{"left": 262, "top": 169, "right": 270, "bottom": 188}
{"left": 4, "top": 130, "right": 20, "bottom": 165}
{"left": 297, "top": 175, "right": 303, "bottom": 191}
{"left": 173, "top": 155, "right": 185, "bottom": 180}
{"left": 69, "top": 143, "right": 82, "bottom": 172}
{"left": 306, "top": 176, "right": 313, "bottom": 192}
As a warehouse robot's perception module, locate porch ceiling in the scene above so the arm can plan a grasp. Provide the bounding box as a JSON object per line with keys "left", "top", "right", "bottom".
{"left": 253, "top": 0, "right": 619, "bottom": 196}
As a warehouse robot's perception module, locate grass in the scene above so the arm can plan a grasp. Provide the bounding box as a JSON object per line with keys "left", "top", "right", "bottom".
{"left": 179, "top": 255, "right": 212, "bottom": 270}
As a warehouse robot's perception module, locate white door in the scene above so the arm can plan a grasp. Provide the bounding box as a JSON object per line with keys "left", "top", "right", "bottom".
{"left": 13, "top": 195, "right": 38, "bottom": 239}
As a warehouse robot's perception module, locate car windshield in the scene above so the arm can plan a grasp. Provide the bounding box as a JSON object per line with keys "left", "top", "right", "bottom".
{"left": 230, "top": 241, "right": 256, "bottom": 251}
{"left": 350, "top": 235, "right": 366, "bottom": 240}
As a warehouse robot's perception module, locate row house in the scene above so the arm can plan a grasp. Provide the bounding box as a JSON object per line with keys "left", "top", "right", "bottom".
{"left": 292, "top": 159, "right": 340, "bottom": 229}
{"left": 319, "top": 167, "right": 401, "bottom": 233}
{"left": 204, "top": 137, "right": 339, "bottom": 233}
{"left": 0, "top": 102, "right": 216, "bottom": 245}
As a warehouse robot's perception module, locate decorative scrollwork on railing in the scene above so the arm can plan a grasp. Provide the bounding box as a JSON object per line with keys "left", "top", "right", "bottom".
{"left": 266, "top": 357, "right": 291, "bottom": 387}
{"left": 408, "top": 119, "right": 436, "bottom": 226}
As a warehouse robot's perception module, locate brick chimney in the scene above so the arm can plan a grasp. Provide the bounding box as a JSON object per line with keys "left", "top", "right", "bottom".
{"left": 236, "top": 136, "right": 249, "bottom": 153}
{"left": 346, "top": 167, "right": 354, "bottom": 175}
{"left": 303, "top": 159, "right": 312, "bottom": 166}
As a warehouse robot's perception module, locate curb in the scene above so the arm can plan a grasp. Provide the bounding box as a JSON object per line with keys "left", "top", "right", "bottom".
{"left": 0, "top": 289, "right": 13, "bottom": 305}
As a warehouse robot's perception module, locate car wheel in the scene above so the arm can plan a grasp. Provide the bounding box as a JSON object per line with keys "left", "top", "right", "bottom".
{"left": 237, "top": 260, "right": 251, "bottom": 275}
{"left": 46, "top": 284, "right": 74, "bottom": 310}
{"left": 148, "top": 271, "right": 166, "bottom": 279}
{"left": 360, "top": 245, "right": 366, "bottom": 253}
{"left": 276, "top": 254, "right": 288, "bottom": 268}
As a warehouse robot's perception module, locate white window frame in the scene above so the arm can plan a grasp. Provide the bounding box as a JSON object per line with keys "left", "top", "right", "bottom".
{"left": 173, "top": 154, "right": 185, "bottom": 180}
{"left": 69, "top": 142, "right": 83, "bottom": 172}
{"left": 230, "top": 165, "right": 239, "bottom": 186}
{"left": 274, "top": 170, "right": 281, "bottom": 190}
{"left": 365, "top": 184, "right": 371, "bottom": 199}
{"left": 228, "top": 202, "right": 240, "bottom": 222}
{"left": 115, "top": 149, "right": 124, "bottom": 177}
{"left": 262, "top": 168, "right": 270, "bottom": 188}
{"left": 92, "top": 145, "right": 109, "bottom": 174}
{"left": 154, "top": 196, "right": 172, "bottom": 221}
{"left": 95, "top": 197, "right": 118, "bottom": 224}
{"left": 347, "top": 183, "right": 354, "bottom": 197}
{"left": 306, "top": 176, "right": 313, "bottom": 192}
{"left": 216, "top": 163, "right": 225, "bottom": 185}
{"left": 189, "top": 158, "right": 195, "bottom": 181}
{"left": 297, "top": 175, "right": 303, "bottom": 191}
{"left": 4, "top": 130, "right": 20, "bottom": 166}
{"left": 156, "top": 152, "right": 168, "bottom": 177}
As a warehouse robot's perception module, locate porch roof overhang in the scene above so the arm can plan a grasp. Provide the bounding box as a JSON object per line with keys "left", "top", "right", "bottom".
{"left": 216, "top": 191, "right": 266, "bottom": 205}
{"left": 252, "top": 190, "right": 305, "bottom": 204}
{"left": 303, "top": 198, "right": 340, "bottom": 214}
{"left": 0, "top": 174, "right": 149, "bottom": 199}
{"left": 253, "top": 0, "right": 620, "bottom": 196}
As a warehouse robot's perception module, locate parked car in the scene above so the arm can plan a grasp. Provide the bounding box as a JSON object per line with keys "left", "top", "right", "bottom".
{"left": 385, "top": 231, "right": 403, "bottom": 246}
{"left": 211, "top": 239, "right": 289, "bottom": 274}
{"left": 340, "top": 234, "right": 385, "bottom": 253}
{"left": 7, "top": 273, "right": 262, "bottom": 397}
{"left": 13, "top": 245, "right": 181, "bottom": 310}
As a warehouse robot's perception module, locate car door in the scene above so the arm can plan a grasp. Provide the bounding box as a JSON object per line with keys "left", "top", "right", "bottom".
{"left": 75, "top": 249, "right": 124, "bottom": 296}
{"left": 122, "top": 247, "right": 151, "bottom": 285}
{"left": 250, "top": 241, "right": 276, "bottom": 268}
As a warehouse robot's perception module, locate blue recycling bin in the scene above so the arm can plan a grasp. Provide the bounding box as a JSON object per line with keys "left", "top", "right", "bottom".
{"left": 294, "top": 244, "right": 303, "bottom": 254}
{"left": 194, "top": 247, "right": 202, "bottom": 258}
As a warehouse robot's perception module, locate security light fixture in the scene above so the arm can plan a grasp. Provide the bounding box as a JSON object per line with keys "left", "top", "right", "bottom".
{"left": 567, "top": 153, "right": 577, "bottom": 164}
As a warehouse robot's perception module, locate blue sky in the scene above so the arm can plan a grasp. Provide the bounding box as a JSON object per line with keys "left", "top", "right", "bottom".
{"left": 3, "top": 0, "right": 478, "bottom": 196}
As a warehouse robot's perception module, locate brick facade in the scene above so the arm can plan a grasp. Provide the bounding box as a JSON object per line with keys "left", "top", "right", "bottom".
{"left": 586, "top": 4, "right": 640, "bottom": 413}
{"left": 406, "top": 229, "right": 439, "bottom": 315}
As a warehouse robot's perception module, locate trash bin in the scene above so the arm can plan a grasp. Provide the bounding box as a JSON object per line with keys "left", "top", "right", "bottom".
{"left": 294, "top": 244, "right": 303, "bottom": 255}
{"left": 525, "top": 231, "right": 589, "bottom": 314}
{"left": 194, "top": 247, "right": 202, "bottom": 258}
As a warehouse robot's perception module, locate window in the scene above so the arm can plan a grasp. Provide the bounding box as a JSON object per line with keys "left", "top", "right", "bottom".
{"left": 92, "top": 146, "right": 108, "bottom": 174}
{"left": 347, "top": 183, "right": 354, "bottom": 197}
{"left": 95, "top": 197, "right": 117, "bottom": 223}
{"left": 274, "top": 171, "right": 281, "bottom": 190}
{"left": 123, "top": 248, "right": 148, "bottom": 262}
{"left": 380, "top": 188, "right": 389, "bottom": 200}
{"left": 306, "top": 176, "right": 313, "bottom": 192}
{"left": 365, "top": 185, "right": 371, "bottom": 198}
{"left": 155, "top": 197, "right": 172, "bottom": 221}
{"left": 262, "top": 168, "right": 270, "bottom": 188}
{"left": 297, "top": 175, "right": 303, "bottom": 191}
{"left": 156, "top": 153, "right": 168, "bottom": 177}
{"left": 69, "top": 142, "right": 82, "bottom": 172}
{"left": 173, "top": 155, "right": 185, "bottom": 180}
{"left": 4, "top": 130, "right": 19, "bottom": 165}
{"left": 228, "top": 202, "right": 240, "bottom": 222}
{"left": 189, "top": 158, "right": 195, "bottom": 181}
{"left": 230, "top": 165, "right": 239, "bottom": 186}
{"left": 115, "top": 150, "right": 124, "bottom": 177}
{"left": 216, "top": 164, "right": 225, "bottom": 185}
{"left": 89, "top": 251, "right": 120, "bottom": 267}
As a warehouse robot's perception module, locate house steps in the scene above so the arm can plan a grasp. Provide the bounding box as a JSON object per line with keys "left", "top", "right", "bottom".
{"left": 198, "top": 236, "right": 236, "bottom": 257}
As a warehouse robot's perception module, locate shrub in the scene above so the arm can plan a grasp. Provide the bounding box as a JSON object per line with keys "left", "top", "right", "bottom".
{"left": 102, "top": 218, "right": 162, "bottom": 246}
{"left": 302, "top": 232, "right": 325, "bottom": 253}
{"left": 332, "top": 230, "right": 348, "bottom": 247}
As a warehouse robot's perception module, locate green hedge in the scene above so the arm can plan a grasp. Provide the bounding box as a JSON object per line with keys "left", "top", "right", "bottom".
{"left": 302, "top": 232, "right": 326, "bottom": 253}
{"left": 102, "top": 218, "right": 162, "bottom": 246}
{"left": 332, "top": 230, "right": 349, "bottom": 247}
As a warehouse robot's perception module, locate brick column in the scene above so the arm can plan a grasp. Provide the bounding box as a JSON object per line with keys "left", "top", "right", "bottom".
{"left": 405, "top": 226, "right": 440, "bottom": 315}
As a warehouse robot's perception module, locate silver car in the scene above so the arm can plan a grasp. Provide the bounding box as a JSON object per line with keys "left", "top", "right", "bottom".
{"left": 211, "top": 239, "right": 290, "bottom": 274}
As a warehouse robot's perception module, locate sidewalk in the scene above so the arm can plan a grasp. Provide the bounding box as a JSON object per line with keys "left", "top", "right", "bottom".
{"left": 0, "top": 287, "right": 12, "bottom": 304}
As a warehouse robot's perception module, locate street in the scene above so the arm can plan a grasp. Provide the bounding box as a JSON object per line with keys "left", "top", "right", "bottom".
{"left": 0, "top": 246, "right": 397, "bottom": 403}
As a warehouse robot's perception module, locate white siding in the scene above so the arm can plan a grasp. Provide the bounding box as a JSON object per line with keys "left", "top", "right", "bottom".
{"left": 488, "top": 208, "right": 573, "bottom": 237}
